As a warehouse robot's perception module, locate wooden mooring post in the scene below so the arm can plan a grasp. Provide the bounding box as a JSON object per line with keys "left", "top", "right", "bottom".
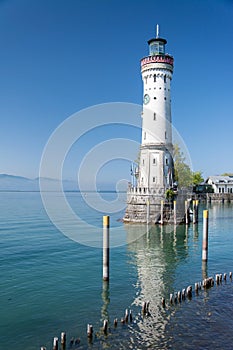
{"left": 103, "top": 319, "right": 108, "bottom": 334}
{"left": 173, "top": 200, "right": 177, "bottom": 225}
{"left": 202, "top": 210, "right": 209, "bottom": 262}
{"left": 61, "top": 332, "right": 66, "bottom": 347}
{"left": 195, "top": 200, "right": 199, "bottom": 222}
{"left": 193, "top": 199, "right": 199, "bottom": 224}
{"left": 146, "top": 200, "right": 150, "bottom": 224}
{"left": 103, "top": 216, "right": 110, "bottom": 281}
{"left": 193, "top": 200, "right": 196, "bottom": 224}
{"left": 52, "top": 337, "right": 58, "bottom": 350}
{"left": 87, "top": 324, "right": 93, "bottom": 338}
{"left": 185, "top": 200, "right": 189, "bottom": 225}
{"left": 160, "top": 200, "right": 164, "bottom": 225}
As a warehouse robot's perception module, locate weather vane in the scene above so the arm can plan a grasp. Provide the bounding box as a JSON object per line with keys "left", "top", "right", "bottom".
{"left": 156, "top": 24, "right": 159, "bottom": 38}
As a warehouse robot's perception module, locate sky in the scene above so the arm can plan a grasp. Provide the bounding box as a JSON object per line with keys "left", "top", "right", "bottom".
{"left": 0, "top": 0, "right": 233, "bottom": 185}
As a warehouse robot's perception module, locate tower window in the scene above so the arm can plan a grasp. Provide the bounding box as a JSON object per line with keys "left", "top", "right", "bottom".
{"left": 153, "top": 177, "right": 155, "bottom": 182}
{"left": 164, "top": 75, "right": 167, "bottom": 83}
{"left": 164, "top": 97, "right": 167, "bottom": 100}
{"left": 165, "top": 158, "right": 168, "bottom": 165}
{"left": 144, "top": 132, "right": 146, "bottom": 140}
{"left": 165, "top": 131, "right": 167, "bottom": 139}
{"left": 154, "top": 97, "right": 157, "bottom": 100}
{"left": 153, "top": 158, "right": 157, "bottom": 165}
{"left": 142, "top": 159, "right": 144, "bottom": 165}
{"left": 153, "top": 113, "right": 156, "bottom": 120}
{"left": 145, "top": 76, "right": 148, "bottom": 84}
{"left": 153, "top": 74, "right": 156, "bottom": 82}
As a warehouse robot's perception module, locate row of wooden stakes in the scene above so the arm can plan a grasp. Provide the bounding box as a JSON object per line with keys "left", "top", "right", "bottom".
{"left": 41, "top": 271, "right": 232, "bottom": 349}
{"left": 163, "top": 271, "right": 232, "bottom": 307}
{"left": 40, "top": 308, "right": 134, "bottom": 350}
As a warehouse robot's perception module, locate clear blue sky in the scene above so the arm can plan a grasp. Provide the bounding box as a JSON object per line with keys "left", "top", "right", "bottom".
{"left": 0, "top": 0, "right": 233, "bottom": 182}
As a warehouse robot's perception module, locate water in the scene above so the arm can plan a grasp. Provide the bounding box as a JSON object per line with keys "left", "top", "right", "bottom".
{"left": 0, "top": 192, "right": 233, "bottom": 349}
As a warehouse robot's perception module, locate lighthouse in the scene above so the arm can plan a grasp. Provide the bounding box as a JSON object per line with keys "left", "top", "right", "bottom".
{"left": 139, "top": 25, "right": 174, "bottom": 190}
{"left": 124, "top": 26, "right": 175, "bottom": 223}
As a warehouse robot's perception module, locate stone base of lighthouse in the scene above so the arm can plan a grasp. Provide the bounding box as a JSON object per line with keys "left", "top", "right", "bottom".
{"left": 123, "top": 185, "right": 188, "bottom": 224}
{"left": 123, "top": 186, "right": 164, "bottom": 223}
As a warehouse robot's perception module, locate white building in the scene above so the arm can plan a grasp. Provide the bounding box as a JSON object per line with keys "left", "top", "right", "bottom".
{"left": 206, "top": 176, "right": 233, "bottom": 194}
{"left": 124, "top": 26, "right": 177, "bottom": 223}
{"left": 138, "top": 25, "right": 174, "bottom": 191}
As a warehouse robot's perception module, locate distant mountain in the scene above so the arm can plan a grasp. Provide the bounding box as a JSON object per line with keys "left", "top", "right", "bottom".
{"left": 0, "top": 174, "right": 79, "bottom": 191}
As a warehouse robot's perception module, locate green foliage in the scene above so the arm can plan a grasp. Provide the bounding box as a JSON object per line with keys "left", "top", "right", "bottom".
{"left": 134, "top": 149, "right": 140, "bottom": 165}
{"left": 165, "top": 189, "right": 175, "bottom": 200}
{"left": 221, "top": 172, "right": 233, "bottom": 176}
{"left": 192, "top": 171, "right": 204, "bottom": 185}
{"left": 173, "top": 144, "right": 193, "bottom": 188}
{"left": 173, "top": 145, "right": 204, "bottom": 188}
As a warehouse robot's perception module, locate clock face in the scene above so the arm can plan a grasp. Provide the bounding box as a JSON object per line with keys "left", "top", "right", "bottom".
{"left": 144, "top": 94, "right": 150, "bottom": 105}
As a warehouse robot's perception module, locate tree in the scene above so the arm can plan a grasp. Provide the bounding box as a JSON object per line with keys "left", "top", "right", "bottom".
{"left": 165, "top": 188, "right": 175, "bottom": 201}
{"left": 134, "top": 150, "right": 140, "bottom": 166}
{"left": 221, "top": 173, "right": 233, "bottom": 176}
{"left": 173, "top": 144, "right": 193, "bottom": 188}
{"left": 192, "top": 171, "right": 204, "bottom": 185}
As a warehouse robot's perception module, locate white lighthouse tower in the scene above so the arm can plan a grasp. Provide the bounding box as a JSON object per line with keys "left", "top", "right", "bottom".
{"left": 139, "top": 25, "right": 174, "bottom": 190}
{"left": 124, "top": 26, "right": 175, "bottom": 223}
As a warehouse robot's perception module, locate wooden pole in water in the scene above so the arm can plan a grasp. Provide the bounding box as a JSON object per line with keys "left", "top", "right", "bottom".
{"left": 202, "top": 210, "right": 209, "bottom": 261}
{"left": 103, "top": 215, "right": 110, "bottom": 281}
{"left": 129, "top": 309, "right": 133, "bottom": 322}
{"left": 146, "top": 199, "right": 150, "bottom": 224}
{"left": 87, "top": 324, "right": 93, "bottom": 338}
{"left": 103, "top": 319, "right": 108, "bottom": 333}
{"left": 195, "top": 200, "right": 199, "bottom": 222}
{"left": 125, "top": 308, "right": 129, "bottom": 322}
{"left": 193, "top": 200, "right": 196, "bottom": 224}
{"left": 173, "top": 200, "right": 177, "bottom": 225}
{"left": 160, "top": 200, "right": 164, "bottom": 225}
{"left": 53, "top": 337, "right": 58, "bottom": 350}
{"left": 185, "top": 200, "right": 189, "bottom": 225}
{"left": 61, "top": 332, "right": 66, "bottom": 347}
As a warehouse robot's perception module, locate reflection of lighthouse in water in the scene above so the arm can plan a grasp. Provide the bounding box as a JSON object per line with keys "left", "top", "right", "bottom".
{"left": 125, "top": 224, "right": 190, "bottom": 347}
{"left": 124, "top": 25, "right": 175, "bottom": 223}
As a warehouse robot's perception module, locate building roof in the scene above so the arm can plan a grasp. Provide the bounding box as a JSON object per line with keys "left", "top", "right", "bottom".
{"left": 148, "top": 37, "right": 167, "bottom": 45}
{"left": 206, "top": 175, "right": 233, "bottom": 184}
